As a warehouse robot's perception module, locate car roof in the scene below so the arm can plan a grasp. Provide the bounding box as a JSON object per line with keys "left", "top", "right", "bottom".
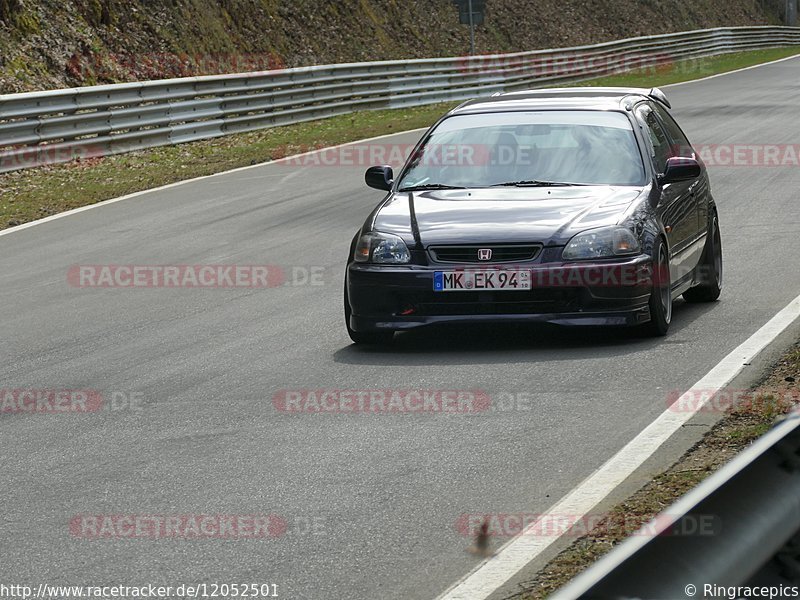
{"left": 449, "top": 87, "right": 671, "bottom": 115}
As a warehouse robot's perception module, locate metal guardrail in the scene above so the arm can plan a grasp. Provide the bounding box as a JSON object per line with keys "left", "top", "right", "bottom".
{"left": 1, "top": 26, "right": 799, "bottom": 173}
{"left": 553, "top": 413, "right": 800, "bottom": 598}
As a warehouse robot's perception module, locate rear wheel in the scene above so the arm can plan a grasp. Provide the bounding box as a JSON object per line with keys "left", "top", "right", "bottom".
{"left": 683, "top": 212, "right": 722, "bottom": 303}
{"left": 344, "top": 280, "right": 394, "bottom": 345}
{"left": 641, "top": 237, "right": 672, "bottom": 336}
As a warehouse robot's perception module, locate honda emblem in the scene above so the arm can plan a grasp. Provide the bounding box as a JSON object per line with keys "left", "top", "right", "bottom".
{"left": 478, "top": 248, "right": 492, "bottom": 261}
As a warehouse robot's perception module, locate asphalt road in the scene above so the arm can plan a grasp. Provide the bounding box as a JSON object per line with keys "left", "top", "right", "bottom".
{"left": 2, "top": 57, "right": 800, "bottom": 599}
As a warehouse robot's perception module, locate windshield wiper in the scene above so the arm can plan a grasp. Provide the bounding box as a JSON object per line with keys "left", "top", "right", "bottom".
{"left": 398, "top": 183, "right": 467, "bottom": 191}
{"left": 491, "top": 180, "right": 589, "bottom": 187}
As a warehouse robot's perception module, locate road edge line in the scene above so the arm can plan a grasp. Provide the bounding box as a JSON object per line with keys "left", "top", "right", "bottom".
{"left": 435, "top": 293, "right": 800, "bottom": 600}
{"left": 663, "top": 51, "right": 800, "bottom": 88}
{"left": 0, "top": 128, "right": 427, "bottom": 238}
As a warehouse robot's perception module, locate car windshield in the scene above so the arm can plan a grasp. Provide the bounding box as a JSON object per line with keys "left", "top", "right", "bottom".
{"left": 397, "top": 110, "right": 646, "bottom": 189}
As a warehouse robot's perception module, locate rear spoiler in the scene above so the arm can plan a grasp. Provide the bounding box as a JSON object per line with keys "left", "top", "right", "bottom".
{"left": 648, "top": 87, "right": 671, "bottom": 109}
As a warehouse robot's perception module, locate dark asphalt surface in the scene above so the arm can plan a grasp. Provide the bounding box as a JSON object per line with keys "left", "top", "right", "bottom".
{"left": 1, "top": 57, "right": 799, "bottom": 599}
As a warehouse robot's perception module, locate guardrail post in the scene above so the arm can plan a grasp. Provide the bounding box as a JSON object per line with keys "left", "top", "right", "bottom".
{"left": 468, "top": 0, "right": 475, "bottom": 55}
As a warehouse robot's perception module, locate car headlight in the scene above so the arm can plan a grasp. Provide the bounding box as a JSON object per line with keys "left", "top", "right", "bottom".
{"left": 562, "top": 226, "right": 640, "bottom": 260}
{"left": 354, "top": 232, "right": 411, "bottom": 264}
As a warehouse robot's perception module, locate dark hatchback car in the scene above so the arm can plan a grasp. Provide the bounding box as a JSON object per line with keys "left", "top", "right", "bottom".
{"left": 345, "top": 87, "right": 722, "bottom": 344}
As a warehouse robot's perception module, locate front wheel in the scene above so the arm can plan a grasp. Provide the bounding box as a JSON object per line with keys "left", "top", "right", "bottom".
{"left": 344, "top": 280, "right": 394, "bottom": 345}
{"left": 641, "top": 237, "right": 672, "bottom": 336}
{"left": 683, "top": 212, "right": 722, "bottom": 303}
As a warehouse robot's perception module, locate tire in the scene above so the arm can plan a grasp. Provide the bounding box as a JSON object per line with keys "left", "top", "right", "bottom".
{"left": 344, "top": 280, "right": 394, "bottom": 345}
{"left": 683, "top": 212, "right": 722, "bottom": 303}
{"left": 641, "top": 236, "right": 672, "bottom": 336}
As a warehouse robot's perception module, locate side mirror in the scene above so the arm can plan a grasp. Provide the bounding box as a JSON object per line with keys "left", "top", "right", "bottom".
{"left": 660, "top": 157, "right": 701, "bottom": 184}
{"left": 365, "top": 165, "right": 393, "bottom": 191}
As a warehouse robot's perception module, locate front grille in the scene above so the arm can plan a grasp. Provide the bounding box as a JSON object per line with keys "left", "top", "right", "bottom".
{"left": 398, "top": 289, "right": 582, "bottom": 316}
{"left": 429, "top": 244, "right": 542, "bottom": 264}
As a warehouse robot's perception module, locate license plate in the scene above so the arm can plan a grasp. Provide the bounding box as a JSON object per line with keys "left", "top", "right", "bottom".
{"left": 433, "top": 270, "right": 531, "bottom": 291}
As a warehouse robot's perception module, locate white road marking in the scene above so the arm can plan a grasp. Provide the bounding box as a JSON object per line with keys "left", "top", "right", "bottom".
{"left": 435, "top": 293, "right": 800, "bottom": 600}
{"left": 663, "top": 51, "right": 800, "bottom": 89}
{"left": 0, "top": 128, "right": 426, "bottom": 239}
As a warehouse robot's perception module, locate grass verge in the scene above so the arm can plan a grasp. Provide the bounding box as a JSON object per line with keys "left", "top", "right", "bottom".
{"left": 509, "top": 340, "right": 800, "bottom": 599}
{"left": 1, "top": 46, "right": 799, "bottom": 230}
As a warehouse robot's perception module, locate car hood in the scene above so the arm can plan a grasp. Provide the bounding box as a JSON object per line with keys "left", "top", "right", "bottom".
{"left": 371, "top": 186, "right": 645, "bottom": 246}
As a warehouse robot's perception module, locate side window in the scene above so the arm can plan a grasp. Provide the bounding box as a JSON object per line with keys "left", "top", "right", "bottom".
{"left": 638, "top": 107, "right": 670, "bottom": 173}
{"left": 653, "top": 103, "right": 693, "bottom": 158}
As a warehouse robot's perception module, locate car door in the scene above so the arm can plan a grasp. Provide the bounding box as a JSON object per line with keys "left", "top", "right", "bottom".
{"left": 636, "top": 104, "right": 698, "bottom": 286}
{"left": 653, "top": 102, "right": 708, "bottom": 270}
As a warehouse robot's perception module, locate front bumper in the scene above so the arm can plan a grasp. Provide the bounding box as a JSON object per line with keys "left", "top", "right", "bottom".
{"left": 347, "top": 256, "right": 654, "bottom": 332}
